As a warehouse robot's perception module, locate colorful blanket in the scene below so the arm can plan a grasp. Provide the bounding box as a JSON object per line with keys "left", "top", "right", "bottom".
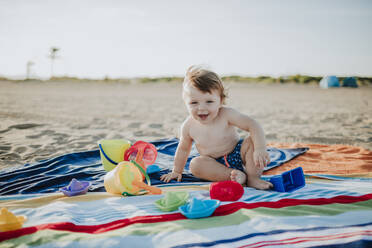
{"left": 0, "top": 138, "right": 308, "bottom": 195}
{"left": 1, "top": 139, "right": 372, "bottom": 247}
{"left": 1, "top": 179, "right": 372, "bottom": 247}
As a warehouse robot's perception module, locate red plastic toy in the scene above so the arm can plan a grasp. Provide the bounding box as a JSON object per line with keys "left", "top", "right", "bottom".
{"left": 210, "top": 181, "right": 244, "bottom": 201}
{"left": 124, "top": 141, "right": 157, "bottom": 171}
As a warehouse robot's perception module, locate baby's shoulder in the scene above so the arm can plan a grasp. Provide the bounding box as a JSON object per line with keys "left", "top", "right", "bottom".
{"left": 179, "top": 117, "right": 193, "bottom": 138}
{"left": 219, "top": 107, "right": 246, "bottom": 124}
{"left": 181, "top": 116, "right": 193, "bottom": 130}
{"left": 219, "top": 106, "right": 239, "bottom": 116}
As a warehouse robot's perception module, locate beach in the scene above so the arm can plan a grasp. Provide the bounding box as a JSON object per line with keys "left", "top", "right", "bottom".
{"left": 0, "top": 80, "right": 371, "bottom": 170}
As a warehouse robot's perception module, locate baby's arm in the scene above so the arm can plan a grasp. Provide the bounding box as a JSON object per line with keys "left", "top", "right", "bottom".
{"left": 224, "top": 107, "right": 270, "bottom": 168}
{"left": 160, "top": 120, "right": 193, "bottom": 183}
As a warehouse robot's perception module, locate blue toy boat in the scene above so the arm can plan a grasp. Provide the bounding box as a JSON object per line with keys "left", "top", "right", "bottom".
{"left": 179, "top": 198, "right": 220, "bottom": 219}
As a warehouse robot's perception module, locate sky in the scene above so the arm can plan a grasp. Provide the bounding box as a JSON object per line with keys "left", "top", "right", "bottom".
{"left": 0, "top": 0, "right": 371, "bottom": 79}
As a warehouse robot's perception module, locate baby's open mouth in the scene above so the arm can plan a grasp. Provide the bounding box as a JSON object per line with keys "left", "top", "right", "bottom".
{"left": 198, "top": 114, "right": 209, "bottom": 120}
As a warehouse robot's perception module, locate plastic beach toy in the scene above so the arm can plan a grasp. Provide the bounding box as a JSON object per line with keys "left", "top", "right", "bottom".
{"left": 104, "top": 161, "right": 162, "bottom": 196}
{"left": 0, "top": 208, "right": 27, "bottom": 232}
{"left": 179, "top": 198, "right": 220, "bottom": 219}
{"left": 210, "top": 181, "right": 244, "bottom": 201}
{"left": 146, "top": 164, "right": 161, "bottom": 174}
{"left": 124, "top": 141, "right": 157, "bottom": 170}
{"left": 98, "top": 139, "right": 131, "bottom": 172}
{"left": 154, "top": 191, "right": 189, "bottom": 212}
{"left": 60, "top": 178, "right": 91, "bottom": 197}
{"left": 270, "top": 167, "right": 306, "bottom": 192}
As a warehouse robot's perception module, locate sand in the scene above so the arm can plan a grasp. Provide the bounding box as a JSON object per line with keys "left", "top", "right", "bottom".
{"left": 0, "top": 80, "right": 371, "bottom": 170}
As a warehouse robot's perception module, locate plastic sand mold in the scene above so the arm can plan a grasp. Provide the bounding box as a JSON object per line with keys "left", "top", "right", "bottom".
{"left": 179, "top": 198, "right": 220, "bottom": 219}
{"left": 60, "top": 178, "right": 91, "bottom": 197}
{"left": 270, "top": 167, "right": 305, "bottom": 192}
{"left": 0, "top": 208, "right": 27, "bottom": 232}
{"left": 154, "top": 191, "right": 189, "bottom": 212}
{"left": 210, "top": 181, "right": 244, "bottom": 201}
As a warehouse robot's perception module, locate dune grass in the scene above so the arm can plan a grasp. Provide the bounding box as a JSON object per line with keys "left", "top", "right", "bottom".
{"left": 1, "top": 75, "right": 371, "bottom": 85}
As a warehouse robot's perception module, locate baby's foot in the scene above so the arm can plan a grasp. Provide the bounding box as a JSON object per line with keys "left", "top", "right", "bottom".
{"left": 247, "top": 176, "right": 273, "bottom": 190}
{"left": 230, "top": 169, "right": 247, "bottom": 185}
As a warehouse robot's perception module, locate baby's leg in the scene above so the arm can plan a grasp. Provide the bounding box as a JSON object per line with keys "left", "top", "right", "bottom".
{"left": 241, "top": 137, "right": 273, "bottom": 190}
{"left": 189, "top": 156, "right": 246, "bottom": 185}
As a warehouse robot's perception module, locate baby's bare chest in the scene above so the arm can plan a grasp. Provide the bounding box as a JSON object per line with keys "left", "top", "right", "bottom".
{"left": 189, "top": 121, "right": 239, "bottom": 157}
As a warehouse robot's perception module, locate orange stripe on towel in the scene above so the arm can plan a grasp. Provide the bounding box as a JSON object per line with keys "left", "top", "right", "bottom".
{"left": 265, "top": 143, "right": 372, "bottom": 176}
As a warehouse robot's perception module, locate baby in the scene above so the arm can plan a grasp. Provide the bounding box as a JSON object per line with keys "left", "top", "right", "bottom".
{"left": 160, "top": 66, "right": 273, "bottom": 190}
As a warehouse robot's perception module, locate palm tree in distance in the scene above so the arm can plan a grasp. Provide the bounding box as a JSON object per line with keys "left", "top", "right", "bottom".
{"left": 26, "top": 60, "right": 35, "bottom": 80}
{"left": 48, "top": 47, "right": 60, "bottom": 79}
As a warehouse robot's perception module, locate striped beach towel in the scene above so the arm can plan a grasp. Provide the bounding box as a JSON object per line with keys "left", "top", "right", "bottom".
{"left": 1, "top": 140, "right": 371, "bottom": 247}
{"left": 1, "top": 178, "right": 372, "bottom": 247}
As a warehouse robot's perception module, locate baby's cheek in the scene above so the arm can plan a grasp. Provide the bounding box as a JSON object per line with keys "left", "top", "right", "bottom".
{"left": 187, "top": 107, "right": 197, "bottom": 115}
{"left": 189, "top": 105, "right": 198, "bottom": 111}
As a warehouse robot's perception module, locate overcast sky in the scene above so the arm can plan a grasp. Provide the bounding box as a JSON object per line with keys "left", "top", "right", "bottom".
{"left": 1, "top": 0, "right": 371, "bottom": 79}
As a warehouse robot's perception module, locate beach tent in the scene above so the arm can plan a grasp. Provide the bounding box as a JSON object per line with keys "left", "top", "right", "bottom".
{"left": 342, "top": 77, "right": 358, "bottom": 88}
{"left": 319, "top": 76, "right": 340, "bottom": 88}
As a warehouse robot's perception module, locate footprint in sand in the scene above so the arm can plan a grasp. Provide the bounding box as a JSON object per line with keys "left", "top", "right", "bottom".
{"left": 0, "top": 128, "right": 10, "bottom": 134}
{"left": 148, "top": 131, "right": 164, "bottom": 137}
{"left": 0, "top": 145, "right": 11, "bottom": 151}
{"left": 92, "top": 134, "right": 107, "bottom": 140}
{"left": 73, "top": 124, "right": 90, "bottom": 130}
{"left": 134, "top": 130, "right": 145, "bottom": 137}
{"left": 14, "top": 146, "right": 27, "bottom": 153}
{"left": 128, "top": 122, "right": 141, "bottom": 129}
{"left": 149, "top": 123, "right": 163, "bottom": 129}
{"left": 9, "top": 123, "right": 44, "bottom": 130}
{"left": 30, "top": 144, "right": 42, "bottom": 149}
{"left": 266, "top": 133, "right": 278, "bottom": 140}
{"left": 1, "top": 152, "right": 21, "bottom": 160}
{"left": 26, "top": 130, "right": 55, "bottom": 139}
{"left": 52, "top": 132, "right": 69, "bottom": 143}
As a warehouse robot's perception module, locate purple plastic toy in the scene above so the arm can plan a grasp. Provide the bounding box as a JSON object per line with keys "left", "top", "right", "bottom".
{"left": 60, "top": 178, "right": 91, "bottom": 197}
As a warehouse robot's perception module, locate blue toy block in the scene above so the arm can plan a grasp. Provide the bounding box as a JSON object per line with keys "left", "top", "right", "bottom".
{"left": 270, "top": 167, "right": 305, "bottom": 192}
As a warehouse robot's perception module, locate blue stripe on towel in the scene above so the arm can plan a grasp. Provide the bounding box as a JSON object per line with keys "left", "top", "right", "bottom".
{"left": 171, "top": 222, "right": 372, "bottom": 248}
{"left": 0, "top": 138, "right": 308, "bottom": 195}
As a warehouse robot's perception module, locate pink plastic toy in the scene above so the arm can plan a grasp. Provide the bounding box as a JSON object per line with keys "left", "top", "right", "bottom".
{"left": 124, "top": 141, "right": 157, "bottom": 173}
{"left": 210, "top": 181, "right": 244, "bottom": 201}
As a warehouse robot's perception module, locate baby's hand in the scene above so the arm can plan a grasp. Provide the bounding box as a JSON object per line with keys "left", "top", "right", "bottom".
{"left": 160, "top": 171, "right": 182, "bottom": 183}
{"left": 253, "top": 148, "right": 271, "bottom": 169}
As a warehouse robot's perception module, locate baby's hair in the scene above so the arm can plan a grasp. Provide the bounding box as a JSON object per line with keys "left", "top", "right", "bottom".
{"left": 184, "top": 65, "right": 227, "bottom": 104}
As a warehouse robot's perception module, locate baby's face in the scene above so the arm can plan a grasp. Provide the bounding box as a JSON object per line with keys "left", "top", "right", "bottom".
{"left": 183, "top": 84, "right": 222, "bottom": 124}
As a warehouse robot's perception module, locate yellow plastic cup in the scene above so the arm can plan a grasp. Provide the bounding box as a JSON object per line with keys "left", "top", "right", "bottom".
{"left": 98, "top": 139, "right": 131, "bottom": 172}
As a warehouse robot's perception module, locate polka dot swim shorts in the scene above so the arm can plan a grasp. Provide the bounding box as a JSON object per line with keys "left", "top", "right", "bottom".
{"left": 215, "top": 139, "right": 245, "bottom": 172}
